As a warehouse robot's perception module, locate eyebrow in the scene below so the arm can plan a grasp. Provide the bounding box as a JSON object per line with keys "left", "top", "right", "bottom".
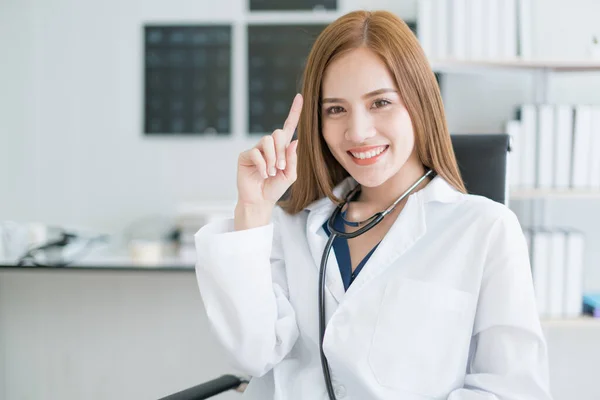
{"left": 322, "top": 88, "right": 398, "bottom": 104}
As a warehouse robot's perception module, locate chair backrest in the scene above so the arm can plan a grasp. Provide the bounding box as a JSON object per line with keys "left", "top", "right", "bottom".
{"left": 450, "top": 133, "right": 510, "bottom": 205}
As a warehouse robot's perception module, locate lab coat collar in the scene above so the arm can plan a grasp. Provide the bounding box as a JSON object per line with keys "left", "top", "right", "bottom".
{"left": 304, "top": 173, "right": 461, "bottom": 225}
{"left": 303, "top": 174, "right": 463, "bottom": 304}
{"left": 419, "top": 173, "right": 463, "bottom": 204}
{"left": 304, "top": 176, "right": 358, "bottom": 213}
{"left": 304, "top": 177, "right": 357, "bottom": 303}
{"left": 344, "top": 191, "right": 426, "bottom": 299}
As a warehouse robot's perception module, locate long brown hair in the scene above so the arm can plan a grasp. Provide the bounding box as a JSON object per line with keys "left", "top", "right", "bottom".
{"left": 279, "top": 10, "right": 466, "bottom": 214}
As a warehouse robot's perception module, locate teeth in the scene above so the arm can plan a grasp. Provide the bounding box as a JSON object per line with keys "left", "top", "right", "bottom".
{"left": 350, "top": 146, "right": 386, "bottom": 159}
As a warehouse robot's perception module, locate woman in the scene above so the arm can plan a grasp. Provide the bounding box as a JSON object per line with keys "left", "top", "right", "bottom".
{"left": 195, "top": 10, "right": 552, "bottom": 400}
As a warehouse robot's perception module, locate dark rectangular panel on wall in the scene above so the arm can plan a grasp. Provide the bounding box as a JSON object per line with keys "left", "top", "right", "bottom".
{"left": 144, "top": 25, "right": 232, "bottom": 135}
{"left": 249, "top": 0, "right": 336, "bottom": 11}
{"left": 247, "top": 24, "right": 326, "bottom": 134}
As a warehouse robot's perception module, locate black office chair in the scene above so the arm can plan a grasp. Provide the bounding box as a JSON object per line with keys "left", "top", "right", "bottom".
{"left": 159, "top": 133, "right": 511, "bottom": 400}
{"left": 158, "top": 375, "right": 248, "bottom": 400}
{"left": 451, "top": 133, "right": 510, "bottom": 205}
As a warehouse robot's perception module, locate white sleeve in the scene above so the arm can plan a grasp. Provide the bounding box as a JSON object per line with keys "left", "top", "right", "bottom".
{"left": 448, "top": 211, "right": 553, "bottom": 400}
{"left": 194, "top": 208, "right": 299, "bottom": 377}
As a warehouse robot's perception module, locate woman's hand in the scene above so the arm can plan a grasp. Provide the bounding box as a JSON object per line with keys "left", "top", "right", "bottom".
{"left": 234, "top": 94, "right": 303, "bottom": 229}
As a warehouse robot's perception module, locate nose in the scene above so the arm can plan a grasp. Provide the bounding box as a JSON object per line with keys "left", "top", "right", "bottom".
{"left": 344, "top": 109, "right": 376, "bottom": 143}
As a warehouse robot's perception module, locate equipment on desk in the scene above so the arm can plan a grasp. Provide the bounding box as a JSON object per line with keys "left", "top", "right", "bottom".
{"left": 173, "top": 202, "right": 236, "bottom": 248}
{"left": 158, "top": 133, "right": 510, "bottom": 400}
{"left": 0, "top": 221, "right": 48, "bottom": 262}
{"left": 16, "top": 227, "right": 109, "bottom": 267}
{"left": 123, "top": 215, "right": 184, "bottom": 264}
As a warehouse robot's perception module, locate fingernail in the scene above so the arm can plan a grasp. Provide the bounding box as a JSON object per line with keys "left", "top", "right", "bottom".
{"left": 277, "top": 160, "right": 286, "bottom": 170}
{"left": 262, "top": 170, "right": 269, "bottom": 179}
{"left": 269, "top": 167, "right": 276, "bottom": 176}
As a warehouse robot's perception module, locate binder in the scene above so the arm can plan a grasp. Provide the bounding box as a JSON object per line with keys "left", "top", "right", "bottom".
{"left": 548, "top": 231, "right": 566, "bottom": 318}
{"left": 500, "top": 0, "right": 518, "bottom": 59}
{"left": 506, "top": 120, "right": 522, "bottom": 188}
{"left": 572, "top": 105, "right": 593, "bottom": 188}
{"left": 537, "top": 105, "right": 555, "bottom": 188}
{"left": 531, "top": 230, "right": 550, "bottom": 317}
{"left": 589, "top": 106, "right": 600, "bottom": 188}
{"left": 523, "top": 228, "right": 534, "bottom": 264}
{"left": 517, "top": 0, "right": 533, "bottom": 58}
{"left": 450, "top": 0, "right": 468, "bottom": 59}
{"left": 468, "top": 0, "right": 484, "bottom": 60}
{"left": 418, "top": 0, "right": 435, "bottom": 59}
{"left": 434, "top": 0, "right": 449, "bottom": 59}
{"left": 484, "top": 0, "right": 501, "bottom": 60}
{"left": 519, "top": 104, "right": 538, "bottom": 188}
{"left": 564, "top": 230, "right": 585, "bottom": 318}
{"left": 554, "top": 105, "right": 574, "bottom": 189}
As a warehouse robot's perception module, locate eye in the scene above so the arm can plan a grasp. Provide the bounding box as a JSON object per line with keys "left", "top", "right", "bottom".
{"left": 326, "top": 106, "right": 345, "bottom": 115}
{"left": 372, "top": 99, "right": 391, "bottom": 109}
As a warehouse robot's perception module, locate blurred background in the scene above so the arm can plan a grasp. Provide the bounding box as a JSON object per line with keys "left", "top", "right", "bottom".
{"left": 1, "top": 0, "right": 600, "bottom": 399}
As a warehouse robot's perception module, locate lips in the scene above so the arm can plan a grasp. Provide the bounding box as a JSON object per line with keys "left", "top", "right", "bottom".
{"left": 347, "top": 145, "right": 389, "bottom": 166}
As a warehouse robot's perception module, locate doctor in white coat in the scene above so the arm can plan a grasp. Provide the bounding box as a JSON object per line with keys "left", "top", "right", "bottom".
{"left": 195, "top": 10, "right": 553, "bottom": 400}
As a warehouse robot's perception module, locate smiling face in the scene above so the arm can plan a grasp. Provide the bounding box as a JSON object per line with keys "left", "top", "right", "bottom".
{"left": 320, "top": 46, "right": 422, "bottom": 188}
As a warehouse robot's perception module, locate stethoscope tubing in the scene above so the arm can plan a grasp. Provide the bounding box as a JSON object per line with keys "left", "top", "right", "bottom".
{"left": 318, "top": 169, "right": 436, "bottom": 399}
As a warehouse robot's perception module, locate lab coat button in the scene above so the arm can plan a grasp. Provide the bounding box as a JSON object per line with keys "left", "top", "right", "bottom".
{"left": 334, "top": 385, "right": 346, "bottom": 398}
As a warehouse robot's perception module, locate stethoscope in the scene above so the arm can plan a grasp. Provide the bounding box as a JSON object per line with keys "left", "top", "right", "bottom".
{"left": 318, "top": 168, "right": 436, "bottom": 399}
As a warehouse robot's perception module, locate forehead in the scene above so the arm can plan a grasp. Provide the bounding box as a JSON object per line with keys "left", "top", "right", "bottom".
{"left": 322, "top": 47, "right": 397, "bottom": 97}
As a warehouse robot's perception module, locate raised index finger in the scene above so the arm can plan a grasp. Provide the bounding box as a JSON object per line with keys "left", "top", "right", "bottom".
{"left": 282, "top": 93, "right": 303, "bottom": 138}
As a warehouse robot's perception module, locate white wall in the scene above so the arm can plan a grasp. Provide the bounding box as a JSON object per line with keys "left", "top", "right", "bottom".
{"left": 0, "top": 0, "right": 36, "bottom": 223}
{"left": 1, "top": 0, "right": 246, "bottom": 231}
{"left": 0, "top": 0, "right": 415, "bottom": 233}
{"left": 1, "top": 0, "right": 599, "bottom": 229}
{"left": 2, "top": 0, "right": 600, "bottom": 286}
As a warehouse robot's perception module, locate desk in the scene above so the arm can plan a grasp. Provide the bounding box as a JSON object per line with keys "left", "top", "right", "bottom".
{"left": 0, "top": 243, "right": 196, "bottom": 272}
{"left": 0, "top": 257, "right": 195, "bottom": 272}
{"left": 0, "top": 255, "right": 240, "bottom": 400}
{"left": 2, "top": 255, "right": 600, "bottom": 400}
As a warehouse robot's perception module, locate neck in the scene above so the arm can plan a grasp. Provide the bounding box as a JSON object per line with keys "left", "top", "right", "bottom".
{"left": 358, "top": 163, "right": 430, "bottom": 210}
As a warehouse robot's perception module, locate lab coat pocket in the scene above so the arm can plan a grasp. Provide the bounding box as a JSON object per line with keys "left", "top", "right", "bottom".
{"left": 368, "top": 278, "right": 473, "bottom": 397}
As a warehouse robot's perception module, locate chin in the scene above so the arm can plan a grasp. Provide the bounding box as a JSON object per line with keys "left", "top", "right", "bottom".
{"left": 348, "top": 169, "right": 394, "bottom": 188}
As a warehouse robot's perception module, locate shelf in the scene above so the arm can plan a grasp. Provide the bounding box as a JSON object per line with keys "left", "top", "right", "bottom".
{"left": 510, "top": 188, "right": 600, "bottom": 200}
{"left": 245, "top": 10, "right": 340, "bottom": 24}
{"left": 431, "top": 59, "right": 600, "bottom": 74}
{"left": 541, "top": 316, "right": 600, "bottom": 329}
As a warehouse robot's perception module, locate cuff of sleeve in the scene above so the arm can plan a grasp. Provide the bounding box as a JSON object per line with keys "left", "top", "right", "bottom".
{"left": 194, "top": 218, "right": 274, "bottom": 268}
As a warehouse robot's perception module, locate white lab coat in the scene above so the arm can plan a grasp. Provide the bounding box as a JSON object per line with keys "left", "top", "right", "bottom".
{"left": 194, "top": 175, "right": 553, "bottom": 400}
